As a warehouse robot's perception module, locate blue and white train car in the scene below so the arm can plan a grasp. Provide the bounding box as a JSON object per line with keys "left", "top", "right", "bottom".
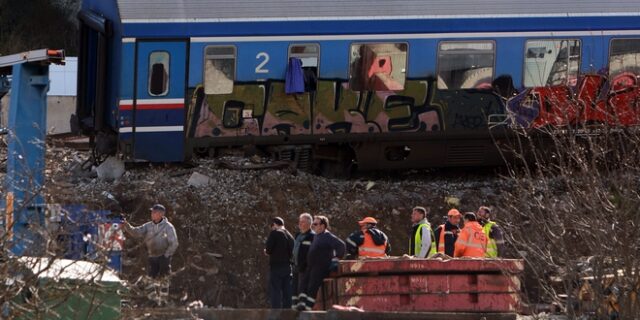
{"left": 75, "top": 0, "right": 640, "bottom": 173}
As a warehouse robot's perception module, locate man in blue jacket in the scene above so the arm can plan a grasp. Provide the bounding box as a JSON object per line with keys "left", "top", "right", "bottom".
{"left": 297, "top": 215, "right": 345, "bottom": 311}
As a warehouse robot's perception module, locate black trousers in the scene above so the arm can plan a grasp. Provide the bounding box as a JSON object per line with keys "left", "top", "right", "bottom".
{"left": 292, "top": 268, "right": 300, "bottom": 304}
{"left": 292, "top": 266, "right": 308, "bottom": 305}
{"left": 299, "top": 265, "right": 330, "bottom": 309}
{"left": 269, "top": 264, "right": 292, "bottom": 309}
{"left": 148, "top": 255, "right": 171, "bottom": 278}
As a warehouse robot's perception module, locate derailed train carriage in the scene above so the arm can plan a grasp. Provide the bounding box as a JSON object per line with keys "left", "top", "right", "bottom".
{"left": 74, "top": 0, "right": 640, "bottom": 174}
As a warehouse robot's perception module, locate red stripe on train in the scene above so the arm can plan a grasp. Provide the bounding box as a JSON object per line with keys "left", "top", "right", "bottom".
{"left": 119, "top": 103, "right": 184, "bottom": 111}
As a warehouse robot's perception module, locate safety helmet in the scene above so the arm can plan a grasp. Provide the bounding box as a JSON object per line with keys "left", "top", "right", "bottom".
{"left": 358, "top": 217, "right": 378, "bottom": 225}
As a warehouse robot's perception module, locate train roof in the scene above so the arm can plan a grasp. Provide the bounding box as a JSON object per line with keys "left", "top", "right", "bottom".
{"left": 116, "top": 0, "right": 640, "bottom": 22}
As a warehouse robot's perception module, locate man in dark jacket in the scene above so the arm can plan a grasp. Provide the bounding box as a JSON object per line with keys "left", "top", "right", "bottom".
{"left": 291, "top": 213, "right": 314, "bottom": 308}
{"left": 265, "top": 217, "right": 295, "bottom": 309}
{"left": 434, "top": 209, "right": 461, "bottom": 257}
{"left": 477, "top": 206, "right": 505, "bottom": 258}
{"left": 345, "top": 216, "right": 391, "bottom": 259}
{"left": 297, "top": 215, "right": 346, "bottom": 311}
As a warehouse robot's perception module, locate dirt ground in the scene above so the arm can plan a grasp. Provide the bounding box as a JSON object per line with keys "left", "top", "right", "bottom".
{"left": 2, "top": 139, "right": 511, "bottom": 308}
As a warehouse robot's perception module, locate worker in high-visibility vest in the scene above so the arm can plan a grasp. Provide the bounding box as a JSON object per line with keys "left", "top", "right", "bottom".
{"left": 454, "top": 212, "right": 487, "bottom": 258}
{"left": 477, "top": 206, "right": 505, "bottom": 258}
{"left": 345, "top": 217, "right": 390, "bottom": 258}
{"left": 409, "top": 206, "right": 436, "bottom": 258}
{"left": 434, "top": 208, "right": 461, "bottom": 256}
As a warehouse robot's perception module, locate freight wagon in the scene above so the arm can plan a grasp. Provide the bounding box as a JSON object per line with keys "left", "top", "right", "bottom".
{"left": 74, "top": 0, "right": 640, "bottom": 175}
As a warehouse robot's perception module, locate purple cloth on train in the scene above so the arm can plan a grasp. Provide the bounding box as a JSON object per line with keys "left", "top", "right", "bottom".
{"left": 285, "top": 57, "right": 305, "bottom": 94}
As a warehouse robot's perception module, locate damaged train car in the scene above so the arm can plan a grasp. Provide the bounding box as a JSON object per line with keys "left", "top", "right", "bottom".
{"left": 74, "top": 0, "right": 640, "bottom": 174}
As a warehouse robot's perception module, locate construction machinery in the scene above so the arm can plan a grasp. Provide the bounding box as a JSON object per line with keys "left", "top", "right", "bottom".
{"left": 0, "top": 49, "right": 123, "bottom": 320}
{"left": 1, "top": 49, "right": 64, "bottom": 255}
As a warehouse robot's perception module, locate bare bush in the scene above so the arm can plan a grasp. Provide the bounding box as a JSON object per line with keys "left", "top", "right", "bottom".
{"left": 1, "top": 137, "right": 123, "bottom": 319}
{"left": 497, "top": 102, "right": 640, "bottom": 318}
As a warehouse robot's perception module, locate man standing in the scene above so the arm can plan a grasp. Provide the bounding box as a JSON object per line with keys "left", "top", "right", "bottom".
{"left": 345, "top": 217, "right": 391, "bottom": 258}
{"left": 454, "top": 212, "right": 487, "bottom": 258}
{"left": 291, "top": 213, "right": 314, "bottom": 309}
{"left": 124, "top": 204, "right": 179, "bottom": 278}
{"left": 297, "top": 216, "right": 346, "bottom": 311}
{"left": 477, "top": 206, "right": 505, "bottom": 258}
{"left": 265, "top": 217, "right": 295, "bottom": 309}
{"left": 434, "top": 209, "right": 462, "bottom": 257}
{"left": 409, "top": 206, "right": 436, "bottom": 258}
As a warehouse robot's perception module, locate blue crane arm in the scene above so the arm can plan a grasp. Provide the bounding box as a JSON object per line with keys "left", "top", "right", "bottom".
{"left": 0, "top": 49, "right": 65, "bottom": 256}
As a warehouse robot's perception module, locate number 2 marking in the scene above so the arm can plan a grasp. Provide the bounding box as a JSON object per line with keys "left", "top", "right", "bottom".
{"left": 255, "top": 52, "right": 270, "bottom": 74}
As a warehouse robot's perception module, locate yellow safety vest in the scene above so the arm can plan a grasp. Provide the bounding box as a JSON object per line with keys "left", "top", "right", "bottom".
{"left": 482, "top": 221, "right": 498, "bottom": 258}
{"left": 411, "top": 223, "right": 437, "bottom": 257}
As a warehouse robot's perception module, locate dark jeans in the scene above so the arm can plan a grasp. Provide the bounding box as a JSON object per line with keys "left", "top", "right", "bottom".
{"left": 148, "top": 255, "right": 171, "bottom": 278}
{"left": 269, "top": 264, "right": 292, "bottom": 308}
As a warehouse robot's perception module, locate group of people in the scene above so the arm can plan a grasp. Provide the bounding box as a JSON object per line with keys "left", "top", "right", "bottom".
{"left": 121, "top": 202, "right": 503, "bottom": 310}
{"left": 412, "top": 205, "right": 504, "bottom": 259}
{"left": 264, "top": 205, "right": 504, "bottom": 310}
{"left": 265, "top": 214, "right": 345, "bottom": 311}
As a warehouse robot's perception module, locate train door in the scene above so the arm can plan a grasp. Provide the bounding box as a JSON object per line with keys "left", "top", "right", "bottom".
{"left": 133, "top": 40, "right": 188, "bottom": 161}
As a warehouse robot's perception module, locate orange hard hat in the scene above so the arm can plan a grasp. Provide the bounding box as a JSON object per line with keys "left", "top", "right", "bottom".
{"left": 358, "top": 217, "right": 378, "bottom": 225}
{"left": 447, "top": 209, "right": 461, "bottom": 217}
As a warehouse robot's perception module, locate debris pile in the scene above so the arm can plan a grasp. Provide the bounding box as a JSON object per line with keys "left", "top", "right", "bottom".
{"left": 13, "top": 143, "right": 511, "bottom": 308}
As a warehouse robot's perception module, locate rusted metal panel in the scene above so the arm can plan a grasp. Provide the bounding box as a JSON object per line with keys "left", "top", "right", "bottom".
{"left": 324, "top": 310, "right": 517, "bottom": 320}
{"left": 338, "top": 259, "right": 524, "bottom": 276}
{"left": 337, "top": 293, "right": 520, "bottom": 312}
{"left": 336, "top": 274, "right": 520, "bottom": 296}
{"left": 318, "top": 278, "right": 338, "bottom": 310}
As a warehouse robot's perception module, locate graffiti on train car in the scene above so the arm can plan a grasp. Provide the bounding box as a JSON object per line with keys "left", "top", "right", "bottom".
{"left": 185, "top": 77, "right": 512, "bottom": 139}
{"left": 185, "top": 73, "right": 640, "bottom": 140}
{"left": 507, "top": 73, "right": 640, "bottom": 128}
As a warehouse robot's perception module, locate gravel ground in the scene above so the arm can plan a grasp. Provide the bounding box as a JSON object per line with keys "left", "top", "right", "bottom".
{"left": 3, "top": 140, "right": 515, "bottom": 309}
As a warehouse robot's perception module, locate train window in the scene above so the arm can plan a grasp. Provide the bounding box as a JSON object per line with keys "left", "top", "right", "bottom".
{"left": 609, "top": 39, "right": 640, "bottom": 90}
{"left": 288, "top": 44, "right": 319, "bottom": 92}
{"left": 523, "top": 39, "right": 580, "bottom": 87}
{"left": 149, "top": 51, "right": 170, "bottom": 96}
{"left": 437, "top": 41, "right": 495, "bottom": 90}
{"left": 349, "top": 43, "right": 408, "bottom": 91}
{"left": 204, "top": 46, "right": 236, "bottom": 94}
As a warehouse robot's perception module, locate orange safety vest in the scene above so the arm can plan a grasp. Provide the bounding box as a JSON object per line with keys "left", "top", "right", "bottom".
{"left": 437, "top": 224, "right": 448, "bottom": 253}
{"left": 358, "top": 231, "right": 387, "bottom": 258}
{"left": 454, "top": 221, "right": 487, "bottom": 258}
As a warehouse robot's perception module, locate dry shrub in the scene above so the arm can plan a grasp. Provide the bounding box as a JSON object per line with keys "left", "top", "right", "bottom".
{"left": 498, "top": 121, "right": 640, "bottom": 318}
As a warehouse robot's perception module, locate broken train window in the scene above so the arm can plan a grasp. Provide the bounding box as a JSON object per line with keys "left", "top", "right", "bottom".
{"left": 286, "top": 44, "right": 319, "bottom": 93}
{"left": 609, "top": 38, "right": 640, "bottom": 91}
{"left": 523, "top": 39, "right": 581, "bottom": 87}
{"left": 149, "top": 51, "right": 170, "bottom": 96}
{"left": 204, "top": 45, "right": 236, "bottom": 95}
{"left": 349, "top": 43, "right": 408, "bottom": 91}
{"left": 437, "top": 41, "right": 495, "bottom": 90}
